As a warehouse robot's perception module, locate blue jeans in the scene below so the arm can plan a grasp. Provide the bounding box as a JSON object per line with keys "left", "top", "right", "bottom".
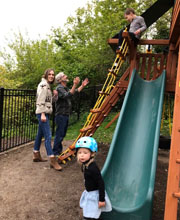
{"left": 53, "top": 115, "right": 69, "bottom": 155}
{"left": 34, "top": 114, "right": 54, "bottom": 156}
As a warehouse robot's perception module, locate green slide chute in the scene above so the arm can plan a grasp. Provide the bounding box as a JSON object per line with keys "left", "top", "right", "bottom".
{"left": 101, "top": 69, "right": 166, "bottom": 220}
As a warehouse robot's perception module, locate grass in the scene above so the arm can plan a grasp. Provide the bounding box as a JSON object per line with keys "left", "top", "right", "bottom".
{"left": 64, "top": 111, "right": 118, "bottom": 144}
{"left": 64, "top": 111, "right": 171, "bottom": 144}
{"left": 160, "top": 119, "right": 172, "bottom": 137}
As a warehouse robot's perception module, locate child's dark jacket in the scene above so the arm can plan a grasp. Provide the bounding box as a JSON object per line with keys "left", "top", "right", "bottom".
{"left": 83, "top": 161, "right": 105, "bottom": 202}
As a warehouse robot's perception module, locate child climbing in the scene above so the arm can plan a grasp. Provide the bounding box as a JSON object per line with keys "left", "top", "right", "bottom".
{"left": 75, "top": 136, "right": 112, "bottom": 220}
{"left": 117, "top": 8, "right": 147, "bottom": 49}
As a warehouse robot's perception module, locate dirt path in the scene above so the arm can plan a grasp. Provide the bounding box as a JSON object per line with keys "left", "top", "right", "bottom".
{"left": 0, "top": 141, "right": 169, "bottom": 220}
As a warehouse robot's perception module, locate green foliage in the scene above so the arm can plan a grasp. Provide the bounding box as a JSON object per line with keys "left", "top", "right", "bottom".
{"left": 2, "top": 93, "right": 37, "bottom": 141}
{"left": 160, "top": 94, "right": 174, "bottom": 137}
{"left": 0, "top": 0, "right": 174, "bottom": 89}
{"left": 65, "top": 101, "right": 173, "bottom": 144}
{"left": 160, "top": 119, "right": 172, "bottom": 137}
{"left": 51, "top": 0, "right": 140, "bottom": 85}
{"left": 1, "top": 32, "right": 59, "bottom": 89}
{"left": 153, "top": 10, "right": 172, "bottom": 53}
{"left": 64, "top": 111, "right": 118, "bottom": 144}
{"left": 0, "top": 65, "right": 22, "bottom": 88}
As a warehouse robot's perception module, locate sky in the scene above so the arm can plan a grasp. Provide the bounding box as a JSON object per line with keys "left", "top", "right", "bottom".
{"left": 0, "top": 0, "right": 90, "bottom": 50}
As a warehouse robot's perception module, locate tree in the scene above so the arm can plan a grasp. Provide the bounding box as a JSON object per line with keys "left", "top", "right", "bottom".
{"left": 0, "top": 65, "right": 21, "bottom": 88}
{"left": 1, "top": 32, "right": 59, "bottom": 89}
{"left": 51, "top": 0, "right": 139, "bottom": 85}
{"left": 153, "top": 11, "right": 172, "bottom": 53}
{"left": 0, "top": 0, "right": 173, "bottom": 89}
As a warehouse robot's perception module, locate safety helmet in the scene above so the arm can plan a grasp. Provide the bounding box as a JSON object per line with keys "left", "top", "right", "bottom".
{"left": 75, "top": 136, "right": 98, "bottom": 152}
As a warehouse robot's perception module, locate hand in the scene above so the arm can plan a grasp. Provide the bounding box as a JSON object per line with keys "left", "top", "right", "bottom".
{"left": 41, "top": 113, "right": 46, "bottom": 122}
{"left": 134, "top": 29, "right": 141, "bottom": 35}
{"left": 73, "top": 77, "right": 80, "bottom": 86}
{"left": 53, "top": 90, "right": 58, "bottom": 96}
{"left": 81, "top": 78, "right": 89, "bottom": 87}
{"left": 98, "top": 201, "right": 106, "bottom": 208}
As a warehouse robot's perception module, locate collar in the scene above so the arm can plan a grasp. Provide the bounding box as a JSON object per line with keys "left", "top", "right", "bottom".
{"left": 81, "top": 158, "right": 94, "bottom": 172}
{"left": 41, "top": 78, "right": 47, "bottom": 83}
{"left": 41, "top": 78, "right": 50, "bottom": 87}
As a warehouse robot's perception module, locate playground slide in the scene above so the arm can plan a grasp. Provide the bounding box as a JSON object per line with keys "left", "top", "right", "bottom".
{"left": 101, "top": 69, "right": 166, "bottom": 220}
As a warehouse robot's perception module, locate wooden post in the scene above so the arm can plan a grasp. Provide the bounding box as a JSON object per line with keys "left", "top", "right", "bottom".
{"left": 129, "top": 44, "right": 137, "bottom": 76}
{"left": 105, "top": 112, "right": 120, "bottom": 129}
{"left": 164, "top": 44, "right": 180, "bottom": 220}
{"left": 166, "top": 44, "right": 175, "bottom": 82}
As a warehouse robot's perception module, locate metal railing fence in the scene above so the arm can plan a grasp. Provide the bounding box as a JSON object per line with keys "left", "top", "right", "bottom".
{"left": 1, "top": 85, "right": 118, "bottom": 153}
{"left": 0, "top": 88, "right": 37, "bottom": 152}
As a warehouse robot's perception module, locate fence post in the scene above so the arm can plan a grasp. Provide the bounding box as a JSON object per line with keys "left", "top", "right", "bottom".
{"left": 0, "top": 88, "right": 4, "bottom": 151}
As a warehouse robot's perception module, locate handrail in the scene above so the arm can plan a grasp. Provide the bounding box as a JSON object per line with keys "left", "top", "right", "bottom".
{"left": 108, "top": 38, "right": 170, "bottom": 46}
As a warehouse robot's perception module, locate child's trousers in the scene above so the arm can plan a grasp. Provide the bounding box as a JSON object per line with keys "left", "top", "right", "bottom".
{"left": 118, "top": 29, "right": 139, "bottom": 47}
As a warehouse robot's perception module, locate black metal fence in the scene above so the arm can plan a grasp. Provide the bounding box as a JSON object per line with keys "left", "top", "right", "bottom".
{"left": 0, "top": 88, "right": 38, "bottom": 152}
{"left": 0, "top": 85, "right": 105, "bottom": 153}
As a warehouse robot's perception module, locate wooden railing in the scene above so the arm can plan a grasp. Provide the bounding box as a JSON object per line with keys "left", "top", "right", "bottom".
{"left": 136, "top": 53, "right": 167, "bottom": 80}
{"left": 108, "top": 38, "right": 169, "bottom": 47}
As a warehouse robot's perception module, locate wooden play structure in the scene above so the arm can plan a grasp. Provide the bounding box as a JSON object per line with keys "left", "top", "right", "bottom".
{"left": 58, "top": 0, "right": 180, "bottom": 219}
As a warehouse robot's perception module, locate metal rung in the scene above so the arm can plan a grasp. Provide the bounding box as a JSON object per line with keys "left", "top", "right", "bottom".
{"left": 99, "top": 91, "right": 109, "bottom": 95}
{"left": 62, "top": 160, "right": 66, "bottom": 164}
{"left": 115, "top": 51, "right": 126, "bottom": 60}
{"left": 80, "top": 125, "right": 93, "bottom": 133}
{"left": 69, "top": 144, "right": 75, "bottom": 150}
{"left": 108, "top": 69, "right": 118, "bottom": 77}
{"left": 90, "top": 108, "right": 101, "bottom": 113}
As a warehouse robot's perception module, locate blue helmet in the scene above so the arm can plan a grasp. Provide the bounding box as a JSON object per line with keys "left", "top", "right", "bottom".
{"left": 75, "top": 136, "right": 98, "bottom": 152}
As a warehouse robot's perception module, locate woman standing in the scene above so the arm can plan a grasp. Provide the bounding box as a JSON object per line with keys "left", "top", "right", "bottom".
{"left": 33, "top": 68, "right": 62, "bottom": 171}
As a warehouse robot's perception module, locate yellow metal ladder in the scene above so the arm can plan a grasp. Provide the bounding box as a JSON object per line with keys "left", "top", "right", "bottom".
{"left": 58, "top": 36, "right": 129, "bottom": 164}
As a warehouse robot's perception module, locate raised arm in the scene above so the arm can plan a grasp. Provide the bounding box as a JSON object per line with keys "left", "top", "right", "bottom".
{"left": 78, "top": 78, "right": 89, "bottom": 92}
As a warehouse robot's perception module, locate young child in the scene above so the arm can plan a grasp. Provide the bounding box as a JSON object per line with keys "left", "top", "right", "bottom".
{"left": 75, "top": 136, "right": 112, "bottom": 220}
{"left": 117, "top": 8, "right": 147, "bottom": 49}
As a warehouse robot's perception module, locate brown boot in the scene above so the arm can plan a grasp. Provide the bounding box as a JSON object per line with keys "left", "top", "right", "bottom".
{"left": 50, "top": 157, "right": 62, "bottom": 171}
{"left": 33, "top": 151, "right": 47, "bottom": 162}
